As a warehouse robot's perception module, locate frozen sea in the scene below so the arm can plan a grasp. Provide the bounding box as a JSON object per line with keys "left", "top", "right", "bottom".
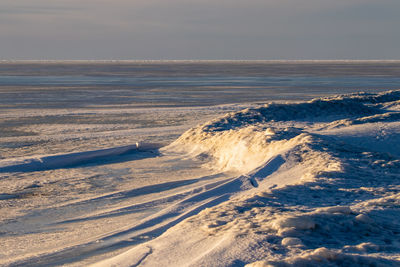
{"left": 0, "top": 61, "right": 400, "bottom": 266}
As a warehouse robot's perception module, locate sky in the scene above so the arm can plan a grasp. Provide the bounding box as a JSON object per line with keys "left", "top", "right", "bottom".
{"left": 1, "top": 0, "right": 400, "bottom": 60}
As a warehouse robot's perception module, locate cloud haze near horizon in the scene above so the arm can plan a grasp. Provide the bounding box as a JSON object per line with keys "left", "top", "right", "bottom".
{"left": 1, "top": 0, "right": 400, "bottom": 60}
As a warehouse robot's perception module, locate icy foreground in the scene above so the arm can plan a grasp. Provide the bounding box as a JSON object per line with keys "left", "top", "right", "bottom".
{"left": 95, "top": 90, "right": 400, "bottom": 266}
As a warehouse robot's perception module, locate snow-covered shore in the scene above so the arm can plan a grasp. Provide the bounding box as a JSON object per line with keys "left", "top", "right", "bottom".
{"left": 94, "top": 90, "right": 400, "bottom": 266}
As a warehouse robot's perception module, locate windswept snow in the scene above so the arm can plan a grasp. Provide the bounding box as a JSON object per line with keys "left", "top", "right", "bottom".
{"left": 94, "top": 90, "right": 400, "bottom": 266}
{"left": 1, "top": 90, "right": 400, "bottom": 266}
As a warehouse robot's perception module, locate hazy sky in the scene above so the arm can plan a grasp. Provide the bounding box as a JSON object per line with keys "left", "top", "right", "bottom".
{"left": 1, "top": 0, "right": 400, "bottom": 60}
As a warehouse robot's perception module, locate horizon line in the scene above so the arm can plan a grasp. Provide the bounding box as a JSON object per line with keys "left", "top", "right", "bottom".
{"left": 2, "top": 59, "right": 400, "bottom": 63}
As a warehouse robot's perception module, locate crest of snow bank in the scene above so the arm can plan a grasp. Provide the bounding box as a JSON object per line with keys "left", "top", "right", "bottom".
{"left": 184, "top": 89, "right": 400, "bottom": 133}
{"left": 184, "top": 90, "right": 399, "bottom": 133}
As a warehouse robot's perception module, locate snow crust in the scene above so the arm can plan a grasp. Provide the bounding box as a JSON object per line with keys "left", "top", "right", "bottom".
{"left": 94, "top": 90, "right": 400, "bottom": 266}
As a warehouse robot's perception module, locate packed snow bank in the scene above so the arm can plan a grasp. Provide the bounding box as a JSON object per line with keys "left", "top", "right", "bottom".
{"left": 166, "top": 126, "right": 308, "bottom": 173}
{"left": 164, "top": 90, "right": 400, "bottom": 174}
{"left": 94, "top": 90, "right": 400, "bottom": 266}
{"left": 0, "top": 143, "right": 161, "bottom": 172}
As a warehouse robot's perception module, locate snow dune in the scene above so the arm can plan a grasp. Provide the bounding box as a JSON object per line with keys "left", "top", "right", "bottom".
{"left": 94, "top": 90, "right": 400, "bottom": 266}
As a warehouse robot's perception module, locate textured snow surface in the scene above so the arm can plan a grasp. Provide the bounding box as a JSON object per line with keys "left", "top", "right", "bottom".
{"left": 1, "top": 90, "right": 400, "bottom": 266}
{"left": 95, "top": 90, "right": 400, "bottom": 266}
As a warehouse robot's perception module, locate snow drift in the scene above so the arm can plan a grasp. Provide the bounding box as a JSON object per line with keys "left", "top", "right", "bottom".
{"left": 92, "top": 90, "right": 400, "bottom": 266}
{"left": 0, "top": 143, "right": 161, "bottom": 172}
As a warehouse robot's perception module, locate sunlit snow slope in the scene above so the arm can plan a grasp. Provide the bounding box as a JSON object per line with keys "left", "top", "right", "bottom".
{"left": 95, "top": 90, "right": 400, "bottom": 267}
